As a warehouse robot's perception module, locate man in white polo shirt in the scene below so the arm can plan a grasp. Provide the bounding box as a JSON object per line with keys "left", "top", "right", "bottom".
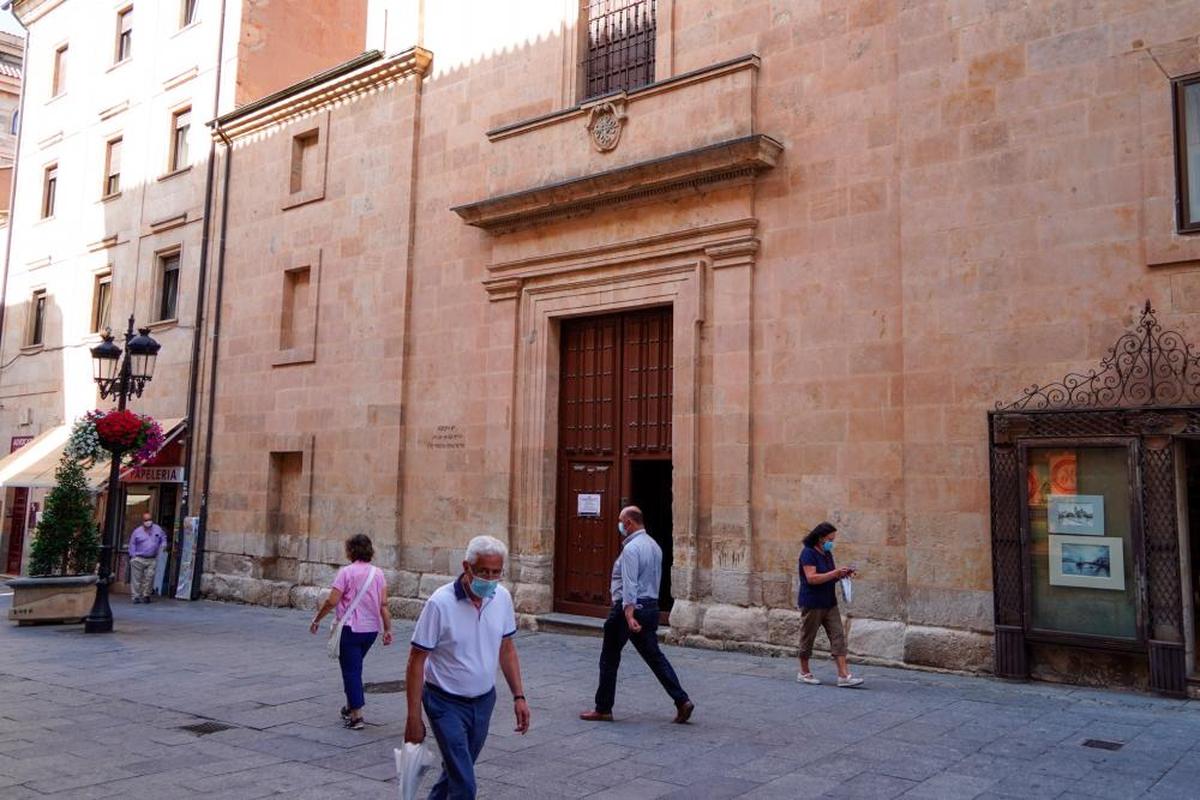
{"left": 404, "top": 535, "right": 530, "bottom": 799}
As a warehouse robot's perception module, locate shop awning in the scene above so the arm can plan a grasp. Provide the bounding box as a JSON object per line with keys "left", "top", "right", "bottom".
{"left": 0, "top": 418, "right": 186, "bottom": 492}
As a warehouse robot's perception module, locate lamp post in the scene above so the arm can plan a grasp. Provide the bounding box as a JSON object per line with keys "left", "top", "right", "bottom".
{"left": 83, "top": 315, "right": 161, "bottom": 634}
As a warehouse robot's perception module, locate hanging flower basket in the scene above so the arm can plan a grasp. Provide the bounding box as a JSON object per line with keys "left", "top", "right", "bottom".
{"left": 66, "top": 409, "right": 165, "bottom": 467}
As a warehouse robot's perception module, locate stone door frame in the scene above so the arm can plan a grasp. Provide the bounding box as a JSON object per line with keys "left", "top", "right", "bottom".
{"left": 484, "top": 218, "right": 759, "bottom": 611}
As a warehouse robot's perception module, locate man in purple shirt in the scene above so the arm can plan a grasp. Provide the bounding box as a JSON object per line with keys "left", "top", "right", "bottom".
{"left": 128, "top": 513, "right": 165, "bottom": 604}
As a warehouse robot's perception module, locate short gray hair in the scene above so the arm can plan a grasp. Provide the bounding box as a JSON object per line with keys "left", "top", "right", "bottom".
{"left": 465, "top": 535, "right": 508, "bottom": 565}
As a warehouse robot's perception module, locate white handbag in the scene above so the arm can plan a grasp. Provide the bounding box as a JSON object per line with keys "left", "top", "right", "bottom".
{"left": 327, "top": 566, "right": 378, "bottom": 660}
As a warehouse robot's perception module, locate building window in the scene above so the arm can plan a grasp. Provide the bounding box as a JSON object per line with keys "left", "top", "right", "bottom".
{"left": 289, "top": 130, "right": 319, "bottom": 194}
{"left": 582, "top": 0, "right": 656, "bottom": 100}
{"left": 41, "top": 164, "right": 57, "bottom": 218}
{"left": 169, "top": 107, "right": 190, "bottom": 172}
{"left": 92, "top": 273, "right": 112, "bottom": 333}
{"left": 115, "top": 6, "right": 133, "bottom": 64}
{"left": 181, "top": 0, "right": 198, "bottom": 27}
{"left": 104, "top": 137, "right": 122, "bottom": 197}
{"left": 1177, "top": 74, "right": 1200, "bottom": 234}
{"left": 157, "top": 251, "right": 180, "bottom": 321}
{"left": 28, "top": 290, "right": 46, "bottom": 346}
{"left": 51, "top": 44, "right": 67, "bottom": 96}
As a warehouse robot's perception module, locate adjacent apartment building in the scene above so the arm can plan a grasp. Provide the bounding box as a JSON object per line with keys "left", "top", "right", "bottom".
{"left": 0, "top": 0, "right": 366, "bottom": 582}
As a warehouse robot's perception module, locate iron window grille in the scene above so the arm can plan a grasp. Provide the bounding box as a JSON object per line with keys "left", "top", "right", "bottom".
{"left": 582, "top": 0, "right": 656, "bottom": 101}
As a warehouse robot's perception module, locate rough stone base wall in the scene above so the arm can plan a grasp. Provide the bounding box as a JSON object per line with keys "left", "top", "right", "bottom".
{"left": 202, "top": 567, "right": 993, "bottom": 674}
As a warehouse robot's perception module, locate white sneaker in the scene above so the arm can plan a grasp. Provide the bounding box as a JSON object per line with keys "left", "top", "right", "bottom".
{"left": 796, "top": 672, "right": 821, "bottom": 685}
{"left": 837, "top": 674, "right": 865, "bottom": 688}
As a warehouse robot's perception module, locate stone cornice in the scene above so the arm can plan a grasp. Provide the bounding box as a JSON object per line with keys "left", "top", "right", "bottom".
{"left": 453, "top": 134, "right": 783, "bottom": 234}
{"left": 213, "top": 47, "right": 432, "bottom": 142}
{"left": 12, "top": 0, "right": 62, "bottom": 25}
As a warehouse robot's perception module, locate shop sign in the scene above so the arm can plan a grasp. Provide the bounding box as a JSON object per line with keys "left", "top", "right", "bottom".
{"left": 125, "top": 466, "right": 185, "bottom": 483}
{"left": 9, "top": 435, "right": 33, "bottom": 453}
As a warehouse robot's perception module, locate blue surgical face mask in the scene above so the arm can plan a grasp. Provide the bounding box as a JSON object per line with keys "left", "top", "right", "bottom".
{"left": 618, "top": 521, "right": 627, "bottom": 537}
{"left": 470, "top": 575, "right": 499, "bottom": 599}
{"left": 822, "top": 540, "right": 835, "bottom": 553}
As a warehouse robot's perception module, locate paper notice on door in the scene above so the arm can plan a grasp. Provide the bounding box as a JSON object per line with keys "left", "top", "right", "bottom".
{"left": 577, "top": 493, "right": 602, "bottom": 517}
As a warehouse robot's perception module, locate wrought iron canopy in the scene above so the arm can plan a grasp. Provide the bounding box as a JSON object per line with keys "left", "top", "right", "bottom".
{"left": 998, "top": 301, "right": 1200, "bottom": 411}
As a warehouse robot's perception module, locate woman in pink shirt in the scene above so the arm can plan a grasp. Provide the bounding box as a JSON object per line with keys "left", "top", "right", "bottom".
{"left": 309, "top": 534, "right": 392, "bottom": 729}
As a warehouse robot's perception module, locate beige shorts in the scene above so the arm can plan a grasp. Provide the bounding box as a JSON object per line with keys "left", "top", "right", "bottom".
{"left": 798, "top": 605, "right": 847, "bottom": 658}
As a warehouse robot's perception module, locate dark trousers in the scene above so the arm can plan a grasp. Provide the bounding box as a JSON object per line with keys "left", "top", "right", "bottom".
{"left": 424, "top": 683, "right": 496, "bottom": 800}
{"left": 338, "top": 628, "right": 377, "bottom": 710}
{"left": 594, "top": 600, "right": 689, "bottom": 714}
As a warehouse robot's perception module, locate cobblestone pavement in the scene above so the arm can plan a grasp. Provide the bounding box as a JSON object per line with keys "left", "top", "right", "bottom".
{"left": 1, "top": 594, "right": 1199, "bottom": 799}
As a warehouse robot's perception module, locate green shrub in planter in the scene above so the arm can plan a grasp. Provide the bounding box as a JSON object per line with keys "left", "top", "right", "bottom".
{"left": 27, "top": 455, "right": 100, "bottom": 577}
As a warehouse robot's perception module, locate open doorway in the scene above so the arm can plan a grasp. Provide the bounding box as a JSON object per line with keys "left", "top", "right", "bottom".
{"left": 1184, "top": 440, "right": 1200, "bottom": 676}
{"left": 630, "top": 459, "right": 673, "bottom": 612}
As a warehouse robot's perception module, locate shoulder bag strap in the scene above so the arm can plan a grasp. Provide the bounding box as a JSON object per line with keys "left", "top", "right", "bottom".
{"left": 339, "top": 566, "right": 378, "bottom": 622}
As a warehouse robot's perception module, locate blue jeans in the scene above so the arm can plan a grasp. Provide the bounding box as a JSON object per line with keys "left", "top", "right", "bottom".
{"left": 423, "top": 682, "right": 496, "bottom": 800}
{"left": 338, "top": 628, "right": 377, "bottom": 710}
{"left": 594, "top": 600, "right": 689, "bottom": 714}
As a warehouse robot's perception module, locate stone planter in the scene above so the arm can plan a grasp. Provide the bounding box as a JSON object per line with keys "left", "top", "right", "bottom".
{"left": 7, "top": 575, "right": 98, "bottom": 625}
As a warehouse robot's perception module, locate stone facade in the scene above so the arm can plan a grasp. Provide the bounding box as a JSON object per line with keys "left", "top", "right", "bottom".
{"left": 80, "top": 1, "right": 1200, "bottom": 675}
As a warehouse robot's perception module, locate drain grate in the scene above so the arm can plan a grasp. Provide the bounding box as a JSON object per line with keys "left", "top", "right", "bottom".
{"left": 180, "top": 721, "right": 236, "bottom": 736}
{"left": 1082, "top": 739, "right": 1124, "bottom": 751}
{"left": 364, "top": 680, "right": 406, "bottom": 694}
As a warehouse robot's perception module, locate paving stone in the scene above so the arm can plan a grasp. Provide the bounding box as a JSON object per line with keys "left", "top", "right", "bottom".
{"left": 3, "top": 596, "right": 1200, "bottom": 798}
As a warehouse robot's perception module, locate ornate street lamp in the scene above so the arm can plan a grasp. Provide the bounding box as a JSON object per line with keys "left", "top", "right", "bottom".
{"left": 84, "top": 316, "right": 161, "bottom": 634}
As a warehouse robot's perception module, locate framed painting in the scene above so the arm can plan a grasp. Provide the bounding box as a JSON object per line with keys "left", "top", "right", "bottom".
{"left": 1048, "top": 534, "right": 1125, "bottom": 591}
{"left": 1047, "top": 494, "right": 1104, "bottom": 535}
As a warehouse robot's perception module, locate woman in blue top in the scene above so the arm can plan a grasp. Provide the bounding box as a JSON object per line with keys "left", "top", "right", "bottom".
{"left": 796, "top": 522, "right": 863, "bottom": 687}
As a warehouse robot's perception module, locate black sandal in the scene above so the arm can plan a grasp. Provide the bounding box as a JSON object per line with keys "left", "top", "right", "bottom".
{"left": 339, "top": 706, "right": 351, "bottom": 720}
{"left": 343, "top": 716, "right": 364, "bottom": 730}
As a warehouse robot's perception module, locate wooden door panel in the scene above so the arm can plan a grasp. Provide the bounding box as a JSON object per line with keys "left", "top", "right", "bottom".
{"left": 559, "top": 461, "right": 618, "bottom": 609}
{"left": 623, "top": 309, "right": 672, "bottom": 455}
{"left": 561, "top": 316, "right": 619, "bottom": 456}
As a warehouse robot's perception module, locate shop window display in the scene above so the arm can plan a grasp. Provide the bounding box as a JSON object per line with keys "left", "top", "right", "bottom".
{"left": 1026, "top": 447, "right": 1137, "bottom": 640}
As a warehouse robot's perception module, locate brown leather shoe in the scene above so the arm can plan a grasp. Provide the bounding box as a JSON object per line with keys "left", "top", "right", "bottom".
{"left": 579, "top": 710, "right": 614, "bottom": 722}
{"left": 673, "top": 700, "right": 694, "bottom": 724}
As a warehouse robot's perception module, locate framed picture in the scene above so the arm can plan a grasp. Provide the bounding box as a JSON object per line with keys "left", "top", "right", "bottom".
{"left": 1047, "top": 494, "right": 1104, "bottom": 535}
{"left": 1049, "top": 535, "right": 1125, "bottom": 591}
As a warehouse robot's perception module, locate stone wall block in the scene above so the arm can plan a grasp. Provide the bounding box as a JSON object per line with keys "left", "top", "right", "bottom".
{"left": 298, "top": 561, "right": 339, "bottom": 587}
{"left": 667, "top": 599, "right": 703, "bottom": 634}
{"left": 701, "top": 603, "right": 769, "bottom": 641}
{"left": 767, "top": 607, "right": 803, "bottom": 647}
{"left": 418, "top": 574, "right": 455, "bottom": 599}
{"left": 846, "top": 617, "right": 906, "bottom": 662}
{"left": 388, "top": 597, "right": 426, "bottom": 620}
{"left": 289, "top": 585, "right": 328, "bottom": 611}
{"left": 384, "top": 568, "right": 420, "bottom": 597}
{"left": 512, "top": 582, "right": 552, "bottom": 614}
{"left": 904, "top": 625, "right": 993, "bottom": 672}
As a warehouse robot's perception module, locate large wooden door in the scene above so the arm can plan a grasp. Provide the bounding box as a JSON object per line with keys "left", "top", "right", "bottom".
{"left": 555, "top": 307, "right": 673, "bottom": 617}
{"left": 5, "top": 488, "right": 28, "bottom": 574}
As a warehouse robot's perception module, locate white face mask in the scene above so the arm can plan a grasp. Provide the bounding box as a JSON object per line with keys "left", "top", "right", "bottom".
{"left": 143, "top": 521, "right": 152, "bottom": 528}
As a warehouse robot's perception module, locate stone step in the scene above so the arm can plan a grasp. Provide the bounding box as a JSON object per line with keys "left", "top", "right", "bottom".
{"left": 534, "top": 611, "right": 670, "bottom": 642}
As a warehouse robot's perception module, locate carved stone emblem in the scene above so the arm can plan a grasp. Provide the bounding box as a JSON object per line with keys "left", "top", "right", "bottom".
{"left": 586, "top": 100, "right": 626, "bottom": 152}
